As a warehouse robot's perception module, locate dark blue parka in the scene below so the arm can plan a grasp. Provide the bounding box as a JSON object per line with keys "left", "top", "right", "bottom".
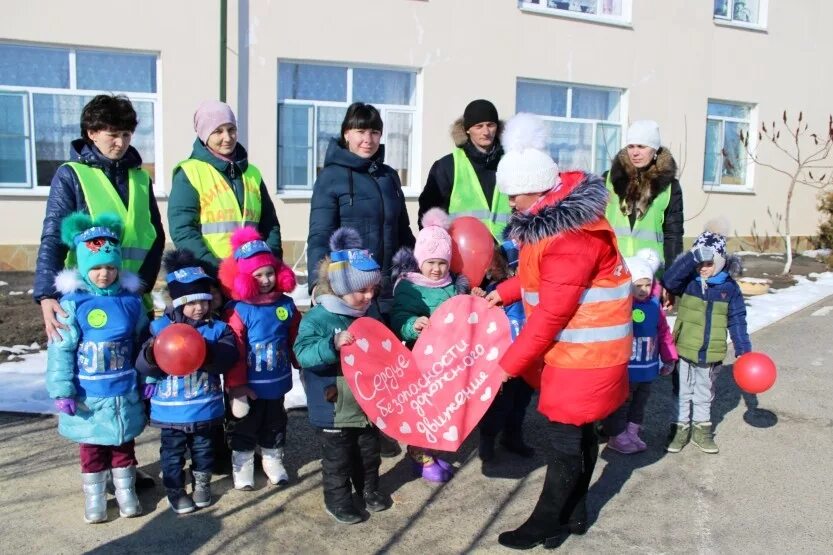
{"left": 306, "top": 140, "right": 416, "bottom": 304}
{"left": 33, "top": 139, "right": 166, "bottom": 302}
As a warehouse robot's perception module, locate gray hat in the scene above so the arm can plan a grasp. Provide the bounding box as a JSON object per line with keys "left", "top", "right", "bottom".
{"left": 327, "top": 228, "right": 382, "bottom": 296}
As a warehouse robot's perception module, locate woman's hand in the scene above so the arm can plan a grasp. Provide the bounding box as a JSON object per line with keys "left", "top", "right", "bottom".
{"left": 660, "top": 287, "right": 675, "bottom": 311}
{"left": 413, "top": 317, "right": 430, "bottom": 334}
{"left": 485, "top": 290, "right": 503, "bottom": 308}
{"left": 41, "top": 298, "right": 68, "bottom": 343}
{"left": 334, "top": 331, "right": 355, "bottom": 351}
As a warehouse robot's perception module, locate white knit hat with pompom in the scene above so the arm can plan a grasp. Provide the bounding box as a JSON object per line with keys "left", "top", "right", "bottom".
{"left": 496, "top": 113, "right": 560, "bottom": 196}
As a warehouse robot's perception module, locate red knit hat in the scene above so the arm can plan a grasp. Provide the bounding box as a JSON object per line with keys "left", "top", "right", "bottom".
{"left": 218, "top": 227, "right": 296, "bottom": 301}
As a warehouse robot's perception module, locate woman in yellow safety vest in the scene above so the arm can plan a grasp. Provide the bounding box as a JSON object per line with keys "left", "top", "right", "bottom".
{"left": 604, "top": 120, "right": 684, "bottom": 308}
{"left": 168, "top": 100, "right": 284, "bottom": 275}
{"left": 35, "top": 94, "right": 165, "bottom": 342}
{"left": 418, "top": 99, "right": 511, "bottom": 242}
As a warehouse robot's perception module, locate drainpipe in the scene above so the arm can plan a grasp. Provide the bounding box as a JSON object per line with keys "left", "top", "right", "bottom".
{"left": 220, "top": 0, "right": 227, "bottom": 101}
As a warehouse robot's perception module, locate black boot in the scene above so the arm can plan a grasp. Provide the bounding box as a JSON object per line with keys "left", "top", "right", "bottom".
{"left": 498, "top": 453, "right": 582, "bottom": 550}
{"left": 479, "top": 434, "right": 496, "bottom": 462}
{"left": 560, "top": 424, "right": 598, "bottom": 535}
{"left": 500, "top": 432, "right": 535, "bottom": 458}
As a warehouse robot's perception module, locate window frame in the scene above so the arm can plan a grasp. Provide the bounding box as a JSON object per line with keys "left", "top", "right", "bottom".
{"left": 702, "top": 99, "right": 757, "bottom": 194}
{"left": 515, "top": 78, "right": 626, "bottom": 176}
{"left": 518, "top": 0, "right": 633, "bottom": 28}
{"left": 713, "top": 0, "right": 769, "bottom": 32}
{"left": 0, "top": 42, "right": 163, "bottom": 196}
{"left": 276, "top": 60, "right": 421, "bottom": 198}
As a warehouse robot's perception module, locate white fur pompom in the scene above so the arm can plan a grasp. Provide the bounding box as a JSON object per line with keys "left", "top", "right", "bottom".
{"left": 704, "top": 216, "right": 730, "bottom": 237}
{"left": 501, "top": 113, "right": 548, "bottom": 153}
{"left": 635, "top": 248, "right": 662, "bottom": 274}
{"left": 421, "top": 207, "right": 450, "bottom": 230}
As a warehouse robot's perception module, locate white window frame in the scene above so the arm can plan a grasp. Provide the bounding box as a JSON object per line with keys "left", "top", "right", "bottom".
{"left": 0, "top": 42, "right": 163, "bottom": 197}
{"left": 703, "top": 99, "right": 757, "bottom": 194}
{"left": 713, "top": 0, "right": 768, "bottom": 32}
{"left": 516, "top": 78, "right": 626, "bottom": 175}
{"left": 518, "top": 0, "right": 632, "bottom": 28}
{"left": 276, "top": 60, "right": 421, "bottom": 198}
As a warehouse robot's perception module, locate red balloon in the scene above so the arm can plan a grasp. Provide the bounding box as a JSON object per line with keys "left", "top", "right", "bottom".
{"left": 733, "top": 352, "right": 777, "bottom": 394}
{"left": 153, "top": 323, "right": 206, "bottom": 376}
{"left": 449, "top": 217, "right": 494, "bottom": 286}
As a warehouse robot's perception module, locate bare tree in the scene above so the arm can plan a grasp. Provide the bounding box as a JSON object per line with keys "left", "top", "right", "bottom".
{"left": 739, "top": 111, "right": 833, "bottom": 274}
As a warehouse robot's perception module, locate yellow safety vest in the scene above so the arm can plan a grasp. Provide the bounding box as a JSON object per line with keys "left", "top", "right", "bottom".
{"left": 447, "top": 148, "right": 511, "bottom": 241}
{"left": 604, "top": 173, "right": 670, "bottom": 263}
{"left": 175, "top": 159, "right": 263, "bottom": 259}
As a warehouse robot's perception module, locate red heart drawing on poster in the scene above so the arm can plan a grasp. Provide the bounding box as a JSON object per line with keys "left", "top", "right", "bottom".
{"left": 341, "top": 295, "right": 512, "bottom": 452}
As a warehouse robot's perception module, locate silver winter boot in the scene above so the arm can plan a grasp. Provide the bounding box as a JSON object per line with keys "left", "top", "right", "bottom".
{"left": 191, "top": 470, "right": 213, "bottom": 508}
{"left": 260, "top": 447, "right": 289, "bottom": 486}
{"left": 232, "top": 450, "right": 255, "bottom": 490}
{"left": 111, "top": 466, "right": 142, "bottom": 517}
{"left": 82, "top": 471, "right": 109, "bottom": 523}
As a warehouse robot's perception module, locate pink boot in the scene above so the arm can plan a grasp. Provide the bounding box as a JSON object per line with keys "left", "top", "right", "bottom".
{"left": 607, "top": 431, "right": 639, "bottom": 454}
{"left": 627, "top": 422, "right": 647, "bottom": 452}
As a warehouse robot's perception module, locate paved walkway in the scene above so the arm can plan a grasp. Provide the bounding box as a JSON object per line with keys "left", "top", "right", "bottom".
{"left": 1, "top": 298, "right": 831, "bottom": 554}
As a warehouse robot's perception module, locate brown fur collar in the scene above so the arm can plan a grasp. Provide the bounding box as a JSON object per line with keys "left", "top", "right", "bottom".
{"left": 449, "top": 117, "right": 505, "bottom": 147}
{"left": 608, "top": 147, "right": 678, "bottom": 219}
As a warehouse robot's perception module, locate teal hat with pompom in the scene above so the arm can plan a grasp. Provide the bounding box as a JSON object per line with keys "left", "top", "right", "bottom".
{"left": 60, "top": 212, "right": 124, "bottom": 276}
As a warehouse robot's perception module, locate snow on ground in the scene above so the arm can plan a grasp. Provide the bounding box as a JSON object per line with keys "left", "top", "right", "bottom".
{"left": 801, "top": 248, "right": 831, "bottom": 259}
{"left": 3, "top": 272, "right": 833, "bottom": 415}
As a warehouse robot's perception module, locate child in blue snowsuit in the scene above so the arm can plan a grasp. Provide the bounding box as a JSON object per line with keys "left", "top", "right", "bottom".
{"left": 45, "top": 212, "right": 147, "bottom": 524}
{"left": 136, "top": 249, "right": 239, "bottom": 514}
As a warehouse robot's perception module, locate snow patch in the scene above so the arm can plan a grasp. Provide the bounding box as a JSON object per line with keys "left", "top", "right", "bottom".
{"left": 802, "top": 248, "right": 831, "bottom": 259}
{"left": 738, "top": 277, "right": 772, "bottom": 284}
{"left": 8, "top": 291, "right": 23, "bottom": 296}
{"left": 0, "top": 281, "right": 7, "bottom": 286}
{"left": 811, "top": 306, "right": 833, "bottom": 317}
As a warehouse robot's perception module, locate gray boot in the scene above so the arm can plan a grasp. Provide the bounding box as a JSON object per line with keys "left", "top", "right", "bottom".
{"left": 111, "top": 466, "right": 142, "bottom": 518}
{"left": 82, "top": 471, "right": 109, "bottom": 524}
{"left": 260, "top": 447, "right": 289, "bottom": 486}
{"left": 191, "top": 470, "right": 212, "bottom": 508}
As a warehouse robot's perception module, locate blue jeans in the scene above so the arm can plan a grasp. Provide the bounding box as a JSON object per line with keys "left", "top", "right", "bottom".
{"left": 160, "top": 428, "right": 214, "bottom": 490}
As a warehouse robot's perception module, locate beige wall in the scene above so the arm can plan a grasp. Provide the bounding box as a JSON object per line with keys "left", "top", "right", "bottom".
{"left": 2, "top": 0, "right": 832, "bottom": 270}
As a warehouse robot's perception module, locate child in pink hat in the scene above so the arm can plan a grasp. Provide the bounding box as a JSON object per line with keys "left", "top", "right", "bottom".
{"left": 390, "top": 208, "right": 471, "bottom": 482}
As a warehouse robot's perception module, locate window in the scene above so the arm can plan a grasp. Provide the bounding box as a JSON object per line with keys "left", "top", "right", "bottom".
{"left": 516, "top": 79, "right": 624, "bottom": 174}
{"left": 703, "top": 100, "right": 754, "bottom": 189}
{"left": 0, "top": 43, "right": 159, "bottom": 191}
{"left": 518, "top": 0, "right": 632, "bottom": 26}
{"left": 713, "top": 0, "right": 768, "bottom": 28}
{"left": 277, "top": 62, "right": 418, "bottom": 191}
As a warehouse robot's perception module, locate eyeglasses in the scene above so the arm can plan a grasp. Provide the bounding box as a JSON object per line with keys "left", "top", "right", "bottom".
{"left": 84, "top": 238, "right": 119, "bottom": 252}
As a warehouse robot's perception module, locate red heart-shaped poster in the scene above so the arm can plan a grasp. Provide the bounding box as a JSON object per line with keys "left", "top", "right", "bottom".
{"left": 341, "top": 295, "right": 512, "bottom": 451}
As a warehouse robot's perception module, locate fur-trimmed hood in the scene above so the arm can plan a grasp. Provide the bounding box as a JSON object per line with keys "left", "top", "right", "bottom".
{"left": 608, "top": 147, "right": 678, "bottom": 219}
{"left": 54, "top": 269, "right": 143, "bottom": 296}
{"left": 505, "top": 172, "right": 609, "bottom": 245}
{"left": 450, "top": 117, "right": 504, "bottom": 151}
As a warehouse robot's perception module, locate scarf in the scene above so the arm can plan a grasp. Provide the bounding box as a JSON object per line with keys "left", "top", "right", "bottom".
{"left": 318, "top": 294, "right": 369, "bottom": 318}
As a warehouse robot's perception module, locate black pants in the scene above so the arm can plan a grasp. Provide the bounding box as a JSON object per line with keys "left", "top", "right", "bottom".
{"left": 318, "top": 426, "right": 381, "bottom": 510}
{"left": 229, "top": 397, "right": 287, "bottom": 451}
{"left": 548, "top": 421, "right": 598, "bottom": 525}
{"left": 480, "top": 377, "right": 534, "bottom": 439}
{"left": 602, "top": 381, "right": 652, "bottom": 435}
{"left": 160, "top": 428, "right": 214, "bottom": 490}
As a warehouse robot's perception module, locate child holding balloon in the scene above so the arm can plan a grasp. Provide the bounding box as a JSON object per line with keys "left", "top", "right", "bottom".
{"left": 661, "top": 219, "right": 751, "bottom": 454}
{"left": 219, "top": 228, "right": 300, "bottom": 491}
{"left": 45, "top": 212, "right": 148, "bottom": 523}
{"left": 390, "top": 208, "right": 470, "bottom": 482}
{"left": 136, "top": 249, "right": 239, "bottom": 513}
{"left": 293, "top": 227, "right": 392, "bottom": 524}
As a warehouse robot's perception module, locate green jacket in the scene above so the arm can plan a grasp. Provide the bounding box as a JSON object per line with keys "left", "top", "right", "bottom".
{"left": 293, "top": 303, "right": 376, "bottom": 428}
{"left": 391, "top": 279, "right": 461, "bottom": 345}
{"left": 167, "top": 138, "right": 283, "bottom": 273}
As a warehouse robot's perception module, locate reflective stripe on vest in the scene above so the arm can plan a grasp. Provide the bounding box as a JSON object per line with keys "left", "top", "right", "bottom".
{"left": 448, "top": 148, "right": 511, "bottom": 240}
{"left": 604, "top": 173, "right": 670, "bottom": 262}
{"left": 518, "top": 217, "right": 633, "bottom": 369}
{"left": 175, "top": 159, "right": 263, "bottom": 259}
{"left": 65, "top": 162, "right": 157, "bottom": 274}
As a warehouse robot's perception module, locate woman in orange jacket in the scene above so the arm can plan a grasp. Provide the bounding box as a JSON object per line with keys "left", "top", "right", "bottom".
{"left": 486, "top": 113, "right": 631, "bottom": 550}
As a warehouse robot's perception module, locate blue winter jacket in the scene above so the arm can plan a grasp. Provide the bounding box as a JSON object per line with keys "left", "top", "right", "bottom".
{"left": 33, "top": 139, "right": 165, "bottom": 302}
{"left": 307, "top": 140, "right": 416, "bottom": 303}
{"left": 45, "top": 271, "right": 148, "bottom": 446}
{"left": 662, "top": 252, "right": 752, "bottom": 364}
{"left": 135, "top": 306, "right": 239, "bottom": 431}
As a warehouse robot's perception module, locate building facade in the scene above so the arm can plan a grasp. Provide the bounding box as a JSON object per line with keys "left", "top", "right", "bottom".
{"left": 1, "top": 0, "right": 830, "bottom": 271}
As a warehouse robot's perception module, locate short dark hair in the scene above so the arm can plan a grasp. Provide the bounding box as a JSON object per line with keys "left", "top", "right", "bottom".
{"left": 80, "top": 94, "right": 138, "bottom": 138}
{"left": 338, "top": 102, "right": 383, "bottom": 147}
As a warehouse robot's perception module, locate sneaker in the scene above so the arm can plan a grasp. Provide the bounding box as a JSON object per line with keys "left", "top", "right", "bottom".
{"left": 626, "top": 422, "right": 647, "bottom": 452}
{"left": 607, "top": 431, "right": 639, "bottom": 454}
{"left": 325, "top": 504, "right": 363, "bottom": 524}
{"left": 666, "top": 422, "right": 691, "bottom": 453}
{"left": 191, "top": 470, "right": 212, "bottom": 508}
{"left": 691, "top": 422, "right": 719, "bottom": 454}
{"left": 363, "top": 491, "right": 392, "bottom": 513}
{"left": 167, "top": 488, "right": 196, "bottom": 514}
